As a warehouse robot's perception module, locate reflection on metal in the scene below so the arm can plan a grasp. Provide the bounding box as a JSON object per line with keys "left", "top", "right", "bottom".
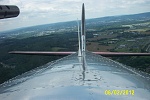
{"left": 82, "top": 51, "right": 86, "bottom": 81}
{"left": 77, "top": 19, "right": 82, "bottom": 57}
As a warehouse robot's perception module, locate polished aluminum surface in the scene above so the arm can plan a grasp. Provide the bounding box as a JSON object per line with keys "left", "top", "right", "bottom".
{"left": 0, "top": 52, "right": 150, "bottom": 100}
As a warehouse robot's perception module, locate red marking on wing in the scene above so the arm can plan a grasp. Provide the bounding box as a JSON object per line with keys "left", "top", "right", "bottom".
{"left": 9, "top": 51, "right": 76, "bottom": 56}
{"left": 93, "top": 52, "right": 150, "bottom": 56}
{"left": 9, "top": 51, "right": 150, "bottom": 56}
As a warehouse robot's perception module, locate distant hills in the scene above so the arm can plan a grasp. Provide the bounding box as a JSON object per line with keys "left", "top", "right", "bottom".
{"left": 0, "top": 12, "right": 150, "bottom": 38}
{"left": 88, "top": 12, "right": 150, "bottom": 22}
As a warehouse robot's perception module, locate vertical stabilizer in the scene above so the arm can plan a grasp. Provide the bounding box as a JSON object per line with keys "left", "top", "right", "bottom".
{"left": 81, "top": 3, "right": 86, "bottom": 54}
{"left": 81, "top": 3, "right": 86, "bottom": 68}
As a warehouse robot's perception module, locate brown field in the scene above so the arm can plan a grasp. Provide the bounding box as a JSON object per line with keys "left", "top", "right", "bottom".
{"left": 87, "top": 42, "right": 114, "bottom": 52}
{"left": 88, "top": 34, "right": 117, "bottom": 41}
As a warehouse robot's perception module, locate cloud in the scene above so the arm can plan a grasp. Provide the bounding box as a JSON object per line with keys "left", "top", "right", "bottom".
{"left": 0, "top": 0, "right": 150, "bottom": 32}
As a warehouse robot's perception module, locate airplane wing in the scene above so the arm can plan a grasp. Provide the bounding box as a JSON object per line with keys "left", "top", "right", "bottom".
{"left": 0, "top": 3, "right": 150, "bottom": 100}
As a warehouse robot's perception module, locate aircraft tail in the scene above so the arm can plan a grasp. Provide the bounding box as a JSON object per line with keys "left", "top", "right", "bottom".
{"left": 78, "top": 3, "right": 86, "bottom": 57}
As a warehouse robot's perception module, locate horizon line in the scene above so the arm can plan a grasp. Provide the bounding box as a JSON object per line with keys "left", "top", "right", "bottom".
{"left": 0, "top": 11, "right": 150, "bottom": 33}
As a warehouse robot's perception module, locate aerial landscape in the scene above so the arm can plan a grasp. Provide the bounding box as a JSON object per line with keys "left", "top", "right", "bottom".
{"left": 0, "top": 12, "right": 150, "bottom": 84}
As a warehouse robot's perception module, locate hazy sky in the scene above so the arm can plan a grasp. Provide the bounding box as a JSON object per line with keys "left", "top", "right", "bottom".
{"left": 0, "top": 0, "right": 150, "bottom": 32}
